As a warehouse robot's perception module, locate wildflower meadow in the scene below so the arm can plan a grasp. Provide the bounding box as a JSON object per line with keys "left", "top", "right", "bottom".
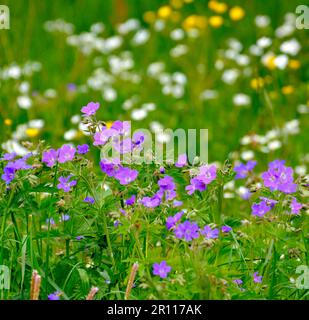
{"left": 0, "top": 0, "right": 308, "bottom": 302}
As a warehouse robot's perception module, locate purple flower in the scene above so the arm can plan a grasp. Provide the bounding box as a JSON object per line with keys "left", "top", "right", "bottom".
{"left": 133, "top": 131, "right": 145, "bottom": 149}
{"left": 67, "top": 83, "right": 76, "bottom": 91}
{"left": 77, "top": 144, "right": 89, "bottom": 154}
{"left": 198, "top": 164, "right": 217, "bottom": 184}
{"left": 174, "top": 220, "right": 200, "bottom": 241}
{"left": 60, "top": 214, "right": 70, "bottom": 222}
{"left": 81, "top": 101, "right": 100, "bottom": 116}
{"left": 48, "top": 291, "right": 61, "bottom": 300}
{"left": 42, "top": 149, "right": 58, "bottom": 167}
{"left": 158, "top": 175, "right": 176, "bottom": 191}
{"left": 58, "top": 144, "right": 76, "bottom": 163}
{"left": 76, "top": 235, "right": 84, "bottom": 240}
{"left": 113, "top": 138, "right": 133, "bottom": 154}
{"left": 1, "top": 156, "right": 32, "bottom": 184}
{"left": 251, "top": 201, "right": 272, "bottom": 217}
{"left": 114, "top": 167, "right": 138, "bottom": 185}
{"left": 221, "top": 225, "right": 232, "bottom": 233}
{"left": 57, "top": 175, "right": 77, "bottom": 192}
{"left": 125, "top": 195, "right": 136, "bottom": 206}
{"left": 100, "top": 158, "right": 120, "bottom": 177}
{"left": 261, "top": 160, "right": 297, "bottom": 194}
{"left": 290, "top": 198, "right": 302, "bottom": 214}
{"left": 166, "top": 211, "right": 183, "bottom": 229}
{"left": 233, "top": 279, "right": 243, "bottom": 285}
{"left": 259, "top": 197, "right": 278, "bottom": 208}
{"left": 173, "top": 200, "right": 183, "bottom": 207}
{"left": 201, "top": 225, "right": 219, "bottom": 239}
{"left": 93, "top": 128, "right": 118, "bottom": 146}
{"left": 152, "top": 261, "right": 172, "bottom": 279}
{"left": 140, "top": 194, "right": 161, "bottom": 208}
{"left": 159, "top": 166, "right": 165, "bottom": 174}
{"left": 186, "top": 177, "right": 206, "bottom": 195}
{"left": 111, "top": 120, "right": 130, "bottom": 135}
{"left": 253, "top": 271, "right": 263, "bottom": 283}
{"left": 175, "top": 154, "right": 187, "bottom": 168}
{"left": 114, "top": 220, "right": 121, "bottom": 227}
{"left": 84, "top": 196, "right": 95, "bottom": 204}
{"left": 234, "top": 160, "right": 256, "bottom": 179}
{"left": 1, "top": 152, "right": 17, "bottom": 161}
{"left": 46, "top": 218, "right": 55, "bottom": 225}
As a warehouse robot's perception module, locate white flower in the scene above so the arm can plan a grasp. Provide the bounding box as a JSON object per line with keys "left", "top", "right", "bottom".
{"left": 222, "top": 69, "right": 239, "bottom": 85}
{"left": 7, "top": 65, "right": 21, "bottom": 79}
{"left": 131, "top": 108, "right": 147, "bottom": 121}
{"left": 117, "top": 19, "right": 140, "bottom": 34}
{"left": 2, "top": 140, "right": 29, "bottom": 156}
{"left": 103, "top": 87, "right": 117, "bottom": 102}
{"left": 142, "top": 103, "right": 156, "bottom": 111}
{"left": 280, "top": 39, "right": 301, "bottom": 56}
{"left": 255, "top": 15, "right": 270, "bottom": 28}
{"left": 90, "top": 22, "right": 105, "bottom": 34}
{"left": 170, "top": 44, "right": 188, "bottom": 57}
{"left": 28, "top": 119, "right": 44, "bottom": 129}
{"left": 131, "top": 29, "right": 150, "bottom": 46}
{"left": 283, "top": 119, "right": 299, "bottom": 135}
{"left": 71, "top": 115, "right": 81, "bottom": 124}
{"left": 241, "top": 150, "right": 254, "bottom": 161}
{"left": 200, "top": 89, "right": 218, "bottom": 100}
{"left": 44, "top": 89, "right": 57, "bottom": 98}
{"left": 297, "top": 104, "right": 309, "bottom": 114}
{"left": 274, "top": 54, "right": 289, "bottom": 69}
{"left": 275, "top": 25, "right": 294, "bottom": 38}
{"left": 295, "top": 165, "right": 306, "bottom": 176}
{"left": 64, "top": 129, "right": 78, "bottom": 141}
{"left": 228, "top": 38, "right": 243, "bottom": 52}
{"left": 268, "top": 140, "right": 282, "bottom": 150}
{"left": 156, "top": 132, "right": 171, "bottom": 143}
{"left": 17, "top": 96, "right": 32, "bottom": 109}
{"left": 249, "top": 45, "right": 263, "bottom": 56}
{"left": 233, "top": 93, "right": 251, "bottom": 106}
{"left": 172, "top": 72, "right": 187, "bottom": 85}
{"left": 257, "top": 37, "right": 272, "bottom": 48}
{"left": 170, "top": 28, "right": 185, "bottom": 41}
{"left": 19, "top": 81, "right": 30, "bottom": 93}
{"left": 150, "top": 121, "right": 163, "bottom": 133}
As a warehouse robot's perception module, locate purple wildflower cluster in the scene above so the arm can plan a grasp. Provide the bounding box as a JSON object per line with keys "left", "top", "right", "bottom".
{"left": 261, "top": 160, "right": 297, "bottom": 194}
{"left": 81, "top": 101, "right": 100, "bottom": 116}
{"left": 185, "top": 164, "right": 217, "bottom": 195}
{"left": 234, "top": 160, "right": 256, "bottom": 179}
{"left": 1, "top": 153, "right": 32, "bottom": 184}
{"left": 100, "top": 158, "right": 138, "bottom": 185}
{"left": 57, "top": 175, "right": 77, "bottom": 192}
{"left": 290, "top": 197, "right": 302, "bottom": 214}
{"left": 139, "top": 175, "right": 177, "bottom": 208}
{"left": 251, "top": 197, "right": 277, "bottom": 217}
{"left": 152, "top": 261, "right": 172, "bottom": 279}
{"left": 42, "top": 143, "right": 88, "bottom": 167}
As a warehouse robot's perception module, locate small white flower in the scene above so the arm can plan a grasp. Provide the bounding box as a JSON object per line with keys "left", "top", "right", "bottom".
{"left": 131, "top": 108, "right": 147, "bottom": 121}
{"left": 233, "top": 93, "right": 251, "bottom": 106}
{"left": 257, "top": 37, "right": 272, "bottom": 48}
{"left": 241, "top": 150, "right": 254, "bottom": 161}
{"left": 255, "top": 15, "right": 270, "bottom": 28}
{"left": 170, "top": 28, "right": 185, "bottom": 41}
{"left": 274, "top": 54, "right": 289, "bottom": 69}
{"left": 268, "top": 140, "right": 282, "bottom": 150}
{"left": 280, "top": 39, "right": 301, "bottom": 56}
{"left": 17, "top": 96, "right": 32, "bottom": 109}
{"left": 64, "top": 129, "right": 78, "bottom": 141}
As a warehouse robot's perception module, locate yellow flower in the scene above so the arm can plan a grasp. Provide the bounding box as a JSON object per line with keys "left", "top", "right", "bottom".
{"left": 208, "top": 1, "right": 227, "bottom": 14}
{"left": 265, "top": 55, "right": 276, "bottom": 70}
{"left": 105, "top": 121, "right": 113, "bottom": 129}
{"left": 182, "top": 15, "right": 207, "bottom": 30}
{"left": 289, "top": 59, "right": 301, "bottom": 69}
{"left": 143, "top": 11, "right": 156, "bottom": 24}
{"left": 250, "top": 77, "right": 264, "bottom": 90}
{"left": 26, "top": 128, "right": 40, "bottom": 138}
{"left": 158, "top": 6, "right": 172, "bottom": 19}
{"left": 209, "top": 15, "right": 224, "bottom": 28}
{"left": 282, "top": 85, "right": 294, "bottom": 95}
{"left": 184, "top": 0, "right": 194, "bottom": 3}
{"left": 229, "top": 6, "right": 245, "bottom": 21}
{"left": 170, "top": 0, "right": 183, "bottom": 9}
{"left": 4, "top": 118, "right": 12, "bottom": 126}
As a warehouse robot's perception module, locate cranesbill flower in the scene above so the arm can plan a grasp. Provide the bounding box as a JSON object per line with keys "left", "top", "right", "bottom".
{"left": 60, "top": 214, "right": 70, "bottom": 222}
{"left": 290, "top": 197, "right": 302, "bottom": 214}
{"left": 199, "top": 164, "right": 217, "bottom": 184}
{"left": 93, "top": 128, "right": 118, "bottom": 146}
{"left": 114, "top": 167, "right": 138, "bottom": 185}
{"left": 173, "top": 200, "right": 183, "bottom": 207}
{"left": 84, "top": 196, "right": 95, "bottom": 204}
{"left": 57, "top": 175, "right": 77, "bottom": 192}
{"left": 2, "top": 166, "right": 16, "bottom": 184}
{"left": 259, "top": 197, "right": 278, "bottom": 208}
{"left": 48, "top": 291, "right": 61, "bottom": 300}
{"left": 100, "top": 158, "right": 120, "bottom": 177}
{"left": 1, "top": 152, "right": 17, "bottom": 161}
{"left": 58, "top": 144, "right": 76, "bottom": 163}
{"left": 152, "top": 261, "right": 172, "bottom": 279}
{"left": 253, "top": 271, "right": 263, "bottom": 283}
{"left": 201, "top": 225, "right": 219, "bottom": 239}
{"left": 81, "top": 101, "right": 100, "bottom": 116}
{"left": 158, "top": 175, "right": 176, "bottom": 191}
{"left": 233, "top": 279, "right": 243, "bottom": 285}
{"left": 174, "top": 220, "right": 200, "bottom": 241}
{"left": 221, "top": 225, "right": 232, "bottom": 233}
{"left": 166, "top": 211, "right": 183, "bottom": 229}
{"left": 42, "top": 149, "right": 58, "bottom": 167}
{"left": 77, "top": 144, "right": 90, "bottom": 154}
{"left": 133, "top": 131, "right": 145, "bottom": 149}
{"left": 185, "top": 177, "right": 206, "bottom": 195}
{"left": 125, "top": 194, "right": 136, "bottom": 206}
{"left": 261, "top": 160, "right": 297, "bottom": 194}
{"left": 111, "top": 120, "right": 130, "bottom": 135}
{"left": 234, "top": 160, "right": 257, "bottom": 179}
{"left": 140, "top": 194, "right": 161, "bottom": 208}
{"left": 76, "top": 235, "right": 85, "bottom": 240}
{"left": 175, "top": 154, "right": 187, "bottom": 167}
{"left": 113, "top": 138, "right": 133, "bottom": 154}
{"left": 251, "top": 201, "right": 272, "bottom": 217}
{"left": 1, "top": 156, "right": 32, "bottom": 184}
